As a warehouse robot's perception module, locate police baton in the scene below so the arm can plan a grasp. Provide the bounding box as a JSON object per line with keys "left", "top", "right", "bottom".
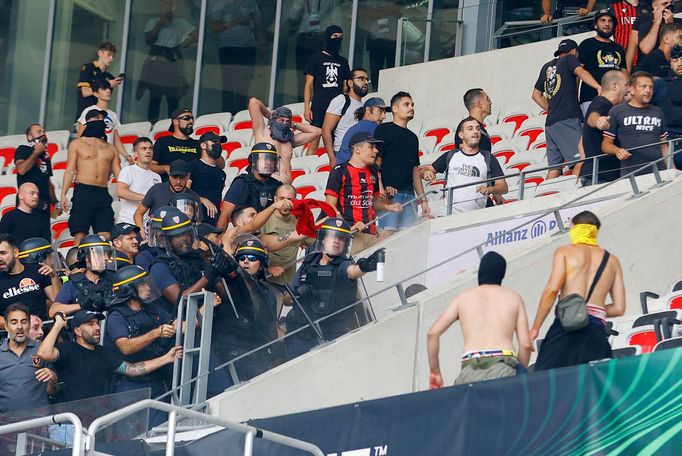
{"left": 197, "top": 234, "right": 240, "bottom": 320}
{"left": 283, "top": 283, "right": 325, "bottom": 344}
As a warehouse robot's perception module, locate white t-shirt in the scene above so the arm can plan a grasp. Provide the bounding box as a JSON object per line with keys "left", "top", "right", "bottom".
{"left": 440, "top": 151, "right": 489, "bottom": 216}
{"left": 144, "top": 17, "right": 195, "bottom": 48}
{"left": 116, "top": 164, "right": 162, "bottom": 224}
{"left": 327, "top": 94, "right": 363, "bottom": 152}
{"left": 78, "top": 106, "right": 121, "bottom": 145}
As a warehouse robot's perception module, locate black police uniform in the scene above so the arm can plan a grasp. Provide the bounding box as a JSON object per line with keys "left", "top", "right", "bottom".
{"left": 229, "top": 173, "right": 281, "bottom": 212}
{"left": 286, "top": 252, "right": 361, "bottom": 359}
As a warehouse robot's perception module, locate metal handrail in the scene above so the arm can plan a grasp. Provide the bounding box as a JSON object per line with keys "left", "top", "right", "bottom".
{"left": 0, "top": 413, "right": 83, "bottom": 456}
{"left": 153, "top": 140, "right": 682, "bottom": 406}
{"left": 85, "top": 399, "right": 324, "bottom": 456}
{"left": 493, "top": 12, "right": 596, "bottom": 45}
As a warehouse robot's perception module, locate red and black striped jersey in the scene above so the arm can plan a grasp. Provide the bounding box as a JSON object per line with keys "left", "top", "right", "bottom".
{"left": 611, "top": 0, "right": 647, "bottom": 53}
{"left": 325, "top": 163, "right": 379, "bottom": 234}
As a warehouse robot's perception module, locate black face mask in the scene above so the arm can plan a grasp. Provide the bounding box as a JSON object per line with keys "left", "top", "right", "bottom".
{"left": 208, "top": 143, "right": 222, "bottom": 159}
{"left": 180, "top": 125, "right": 194, "bottom": 136}
{"left": 82, "top": 120, "right": 107, "bottom": 140}
{"left": 325, "top": 37, "right": 342, "bottom": 55}
{"left": 478, "top": 251, "right": 507, "bottom": 286}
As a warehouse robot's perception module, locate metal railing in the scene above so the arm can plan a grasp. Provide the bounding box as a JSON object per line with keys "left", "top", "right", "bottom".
{"left": 0, "top": 413, "right": 83, "bottom": 456}
{"left": 441, "top": 139, "right": 680, "bottom": 215}
{"left": 148, "top": 139, "right": 681, "bottom": 409}
{"left": 492, "top": 12, "right": 595, "bottom": 49}
{"left": 85, "top": 399, "right": 324, "bottom": 456}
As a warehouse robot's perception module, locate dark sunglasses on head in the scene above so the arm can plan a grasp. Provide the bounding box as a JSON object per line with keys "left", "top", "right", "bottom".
{"left": 237, "top": 254, "right": 259, "bottom": 262}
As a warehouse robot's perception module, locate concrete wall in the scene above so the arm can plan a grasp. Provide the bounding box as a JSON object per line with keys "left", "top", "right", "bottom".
{"left": 209, "top": 173, "right": 682, "bottom": 423}
{"left": 377, "top": 32, "right": 591, "bottom": 122}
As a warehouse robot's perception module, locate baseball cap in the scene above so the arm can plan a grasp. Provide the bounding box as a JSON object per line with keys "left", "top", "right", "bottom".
{"left": 554, "top": 39, "right": 578, "bottom": 57}
{"left": 672, "top": 44, "right": 682, "bottom": 60}
{"left": 363, "top": 97, "right": 390, "bottom": 111}
{"left": 198, "top": 132, "right": 227, "bottom": 144}
{"left": 110, "top": 222, "right": 140, "bottom": 240}
{"left": 349, "top": 131, "right": 384, "bottom": 148}
{"left": 168, "top": 108, "right": 193, "bottom": 131}
{"left": 85, "top": 109, "right": 108, "bottom": 121}
{"left": 169, "top": 159, "right": 191, "bottom": 177}
{"left": 196, "top": 223, "right": 224, "bottom": 237}
{"left": 69, "top": 310, "right": 105, "bottom": 330}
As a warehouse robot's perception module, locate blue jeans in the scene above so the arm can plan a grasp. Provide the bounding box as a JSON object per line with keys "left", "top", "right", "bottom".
{"left": 377, "top": 191, "right": 418, "bottom": 231}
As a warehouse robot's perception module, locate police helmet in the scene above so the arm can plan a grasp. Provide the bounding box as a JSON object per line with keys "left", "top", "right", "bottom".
{"left": 169, "top": 193, "right": 202, "bottom": 223}
{"left": 314, "top": 217, "right": 353, "bottom": 259}
{"left": 65, "top": 247, "right": 84, "bottom": 270}
{"left": 161, "top": 211, "right": 196, "bottom": 256}
{"left": 110, "top": 265, "right": 161, "bottom": 305}
{"left": 18, "top": 238, "right": 53, "bottom": 264}
{"left": 249, "top": 142, "right": 279, "bottom": 175}
{"left": 593, "top": 9, "right": 617, "bottom": 29}
{"left": 234, "top": 236, "right": 268, "bottom": 267}
{"left": 113, "top": 249, "right": 132, "bottom": 270}
{"left": 146, "top": 206, "right": 180, "bottom": 248}
{"left": 78, "top": 234, "right": 113, "bottom": 273}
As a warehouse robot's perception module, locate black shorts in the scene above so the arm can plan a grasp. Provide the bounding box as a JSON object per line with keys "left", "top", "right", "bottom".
{"left": 68, "top": 183, "right": 115, "bottom": 235}
{"left": 311, "top": 105, "right": 327, "bottom": 128}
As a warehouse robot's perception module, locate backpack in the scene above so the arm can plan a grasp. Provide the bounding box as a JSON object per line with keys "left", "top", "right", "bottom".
{"left": 332, "top": 94, "right": 353, "bottom": 144}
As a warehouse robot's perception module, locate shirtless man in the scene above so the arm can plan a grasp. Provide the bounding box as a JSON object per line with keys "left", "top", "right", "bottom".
{"left": 220, "top": 199, "right": 306, "bottom": 256}
{"left": 531, "top": 211, "right": 626, "bottom": 371}
{"left": 427, "top": 252, "right": 532, "bottom": 387}
{"left": 61, "top": 110, "right": 121, "bottom": 244}
{"left": 248, "top": 97, "right": 322, "bottom": 184}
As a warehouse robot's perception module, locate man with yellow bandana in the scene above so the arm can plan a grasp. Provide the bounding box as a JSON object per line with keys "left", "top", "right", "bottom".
{"left": 530, "top": 211, "right": 626, "bottom": 370}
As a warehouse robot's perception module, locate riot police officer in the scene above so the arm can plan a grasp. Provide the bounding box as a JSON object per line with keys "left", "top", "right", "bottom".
{"left": 212, "top": 236, "right": 281, "bottom": 385}
{"left": 50, "top": 234, "right": 117, "bottom": 317}
{"left": 216, "top": 142, "right": 282, "bottom": 229}
{"left": 136, "top": 205, "right": 181, "bottom": 271}
{"left": 170, "top": 192, "right": 202, "bottom": 224}
{"left": 106, "top": 265, "right": 175, "bottom": 426}
{"left": 18, "top": 237, "right": 67, "bottom": 289}
{"left": 286, "top": 218, "right": 384, "bottom": 359}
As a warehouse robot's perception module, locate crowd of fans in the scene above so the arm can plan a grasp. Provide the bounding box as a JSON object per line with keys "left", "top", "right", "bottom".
{"left": 0, "top": 4, "right": 681, "bottom": 442}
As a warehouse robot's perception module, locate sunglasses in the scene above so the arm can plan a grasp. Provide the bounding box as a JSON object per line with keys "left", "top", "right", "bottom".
{"left": 177, "top": 116, "right": 194, "bottom": 121}
{"left": 237, "top": 254, "right": 259, "bottom": 262}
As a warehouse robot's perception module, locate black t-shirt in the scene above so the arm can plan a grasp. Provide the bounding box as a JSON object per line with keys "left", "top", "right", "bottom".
{"left": 0, "top": 208, "right": 52, "bottom": 244}
{"left": 76, "top": 62, "right": 114, "bottom": 119}
{"left": 373, "top": 122, "right": 420, "bottom": 192}
{"left": 141, "top": 181, "right": 202, "bottom": 216}
{"left": 152, "top": 136, "right": 201, "bottom": 181}
{"left": 535, "top": 54, "right": 583, "bottom": 125}
{"left": 0, "top": 265, "right": 52, "bottom": 320}
{"left": 303, "top": 51, "right": 351, "bottom": 111}
{"left": 53, "top": 342, "right": 123, "bottom": 402}
{"left": 579, "top": 96, "right": 621, "bottom": 182}
{"left": 454, "top": 123, "right": 491, "bottom": 152}
{"left": 636, "top": 48, "right": 670, "bottom": 78}
{"left": 635, "top": 15, "right": 682, "bottom": 62}
{"left": 604, "top": 102, "right": 668, "bottom": 176}
{"left": 187, "top": 160, "right": 226, "bottom": 225}
{"left": 577, "top": 38, "right": 625, "bottom": 104}
{"left": 14, "top": 144, "right": 53, "bottom": 212}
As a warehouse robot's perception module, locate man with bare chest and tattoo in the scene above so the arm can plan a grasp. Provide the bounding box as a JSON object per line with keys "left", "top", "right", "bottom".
{"left": 61, "top": 110, "right": 122, "bottom": 245}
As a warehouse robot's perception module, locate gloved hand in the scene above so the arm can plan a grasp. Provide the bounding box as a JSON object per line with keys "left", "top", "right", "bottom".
{"left": 205, "top": 250, "right": 237, "bottom": 281}
{"left": 357, "top": 248, "right": 386, "bottom": 273}
{"left": 295, "top": 284, "right": 315, "bottom": 301}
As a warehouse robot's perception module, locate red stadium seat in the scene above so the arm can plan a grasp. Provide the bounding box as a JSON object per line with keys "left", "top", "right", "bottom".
{"left": 524, "top": 176, "right": 545, "bottom": 186}
{"left": 506, "top": 161, "right": 532, "bottom": 172}
{"left": 53, "top": 161, "right": 68, "bottom": 170}
{"left": 316, "top": 164, "right": 330, "bottom": 173}
{"left": 1, "top": 206, "right": 15, "bottom": 216}
{"left": 228, "top": 158, "right": 249, "bottom": 171}
{"left": 291, "top": 169, "right": 306, "bottom": 181}
{"left": 490, "top": 135, "right": 503, "bottom": 145}
{"left": 502, "top": 113, "right": 529, "bottom": 133}
{"left": 628, "top": 329, "right": 658, "bottom": 354}
{"left": 668, "top": 295, "right": 682, "bottom": 311}
{"left": 119, "top": 135, "right": 139, "bottom": 145}
{"left": 493, "top": 150, "right": 516, "bottom": 165}
{"left": 0, "top": 147, "right": 15, "bottom": 165}
{"left": 233, "top": 120, "right": 253, "bottom": 130}
{"left": 296, "top": 185, "right": 317, "bottom": 199}
{"left": 0, "top": 186, "right": 17, "bottom": 202}
{"left": 51, "top": 220, "right": 69, "bottom": 240}
{"left": 195, "top": 125, "right": 221, "bottom": 136}
{"left": 153, "top": 131, "right": 173, "bottom": 141}
{"left": 437, "top": 143, "right": 456, "bottom": 154}
{"left": 423, "top": 127, "right": 451, "bottom": 146}
{"left": 314, "top": 147, "right": 327, "bottom": 157}
{"left": 58, "top": 239, "right": 76, "bottom": 249}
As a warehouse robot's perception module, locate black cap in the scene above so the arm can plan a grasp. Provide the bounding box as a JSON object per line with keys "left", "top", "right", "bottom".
{"left": 85, "top": 109, "right": 108, "bottom": 121}
{"left": 169, "top": 160, "right": 191, "bottom": 177}
{"left": 363, "top": 97, "right": 390, "bottom": 111}
{"left": 672, "top": 44, "right": 682, "bottom": 60}
{"left": 196, "top": 223, "right": 224, "bottom": 237}
{"left": 168, "top": 108, "right": 193, "bottom": 131}
{"left": 554, "top": 39, "right": 578, "bottom": 57}
{"left": 198, "top": 132, "right": 227, "bottom": 144}
{"left": 593, "top": 8, "right": 617, "bottom": 25}
{"left": 349, "top": 131, "right": 384, "bottom": 148}
{"left": 69, "top": 310, "right": 105, "bottom": 330}
{"left": 110, "top": 222, "right": 140, "bottom": 240}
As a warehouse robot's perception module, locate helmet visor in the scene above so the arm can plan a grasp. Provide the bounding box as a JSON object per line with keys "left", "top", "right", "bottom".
{"left": 253, "top": 153, "right": 278, "bottom": 175}
{"left": 45, "top": 251, "right": 68, "bottom": 274}
{"left": 136, "top": 275, "right": 162, "bottom": 304}
{"left": 173, "top": 199, "right": 201, "bottom": 223}
{"left": 314, "top": 230, "right": 352, "bottom": 259}
{"left": 85, "top": 245, "right": 113, "bottom": 272}
{"left": 165, "top": 229, "right": 196, "bottom": 257}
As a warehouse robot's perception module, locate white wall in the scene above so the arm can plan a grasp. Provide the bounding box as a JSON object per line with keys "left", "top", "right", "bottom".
{"left": 209, "top": 173, "right": 682, "bottom": 423}
{"left": 377, "top": 32, "right": 592, "bottom": 122}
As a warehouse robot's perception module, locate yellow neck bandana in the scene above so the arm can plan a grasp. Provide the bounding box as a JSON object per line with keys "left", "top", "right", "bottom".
{"left": 569, "top": 224, "right": 599, "bottom": 246}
